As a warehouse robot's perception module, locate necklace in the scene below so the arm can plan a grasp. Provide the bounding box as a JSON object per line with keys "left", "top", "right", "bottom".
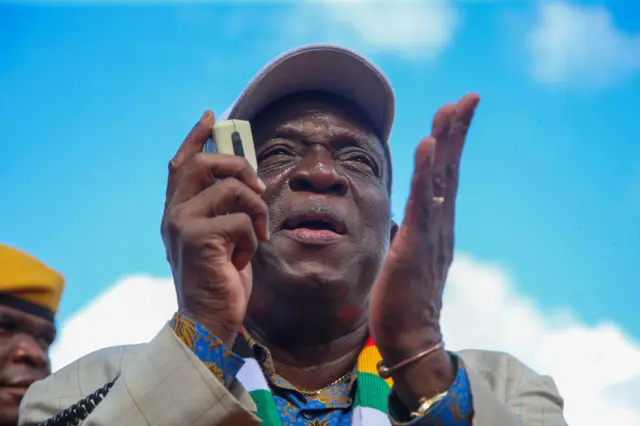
{"left": 296, "top": 371, "right": 353, "bottom": 397}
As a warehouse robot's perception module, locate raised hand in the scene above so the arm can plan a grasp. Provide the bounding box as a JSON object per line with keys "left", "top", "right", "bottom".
{"left": 161, "top": 111, "right": 268, "bottom": 346}
{"left": 369, "top": 93, "right": 480, "bottom": 366}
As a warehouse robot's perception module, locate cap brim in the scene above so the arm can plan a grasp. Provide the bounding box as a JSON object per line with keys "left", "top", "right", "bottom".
{"left": 222, "top": 44, "right": 395, "bottom": 143}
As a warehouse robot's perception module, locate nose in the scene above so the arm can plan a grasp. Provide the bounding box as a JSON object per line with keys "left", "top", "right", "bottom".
{"left": 288, "top": 147, "right": 348, "bottom": 196}
{"left": 11, "top": 335, "right": 48, "bottom": 370}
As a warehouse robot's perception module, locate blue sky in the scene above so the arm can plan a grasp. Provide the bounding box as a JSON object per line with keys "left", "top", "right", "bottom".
{"left": 2, "top": 2, "right": 640, "bottom": 423}
{"left": 3, "top": 1, "right": 638, "bottom": 335}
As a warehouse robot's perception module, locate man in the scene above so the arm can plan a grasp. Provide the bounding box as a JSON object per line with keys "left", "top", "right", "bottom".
{"left": 20, "top": 44, "right": 567, "bottom": 425}
{"left": 0, "top": 244, "right": 63, "bottom": 426}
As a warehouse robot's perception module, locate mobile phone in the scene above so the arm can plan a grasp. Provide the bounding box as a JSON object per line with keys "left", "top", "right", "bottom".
{"left": 204, "top": 120, "right": 258, "bottom": 172}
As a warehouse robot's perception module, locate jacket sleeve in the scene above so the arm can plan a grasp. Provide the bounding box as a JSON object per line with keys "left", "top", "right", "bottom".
{"left": 19, "top": 324, "right": 260, "bottom": 426}
{"left": 461, "top": 349, "right": 568, "bottom": 426}
{"left": 388, "top": 353, "right": 473, "bottom": 425}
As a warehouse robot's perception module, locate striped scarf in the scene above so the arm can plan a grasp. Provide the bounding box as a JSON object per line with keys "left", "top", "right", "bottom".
{"left": 232, "top": 336, "right": 393, "bottom": 426}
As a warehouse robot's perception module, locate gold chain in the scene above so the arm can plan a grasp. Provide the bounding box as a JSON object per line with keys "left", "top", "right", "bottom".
{"left": 296, "top": 371, "right": 352, "bottom": 397}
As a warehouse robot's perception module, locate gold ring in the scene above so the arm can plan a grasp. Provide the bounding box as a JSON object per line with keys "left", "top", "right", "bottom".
{"left": 432, "top": 196, "right": 445, "bottom": 206}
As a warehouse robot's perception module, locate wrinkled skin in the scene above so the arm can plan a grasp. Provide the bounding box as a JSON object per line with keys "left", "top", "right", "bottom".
{"left": 246, "top": 93, "right": 393, "bottom": 345}
{"left": 0, "top": 306, "right": 53, "bottom": 426}
{"left": 161, "top": 92, "right": 392, "bottom": 348}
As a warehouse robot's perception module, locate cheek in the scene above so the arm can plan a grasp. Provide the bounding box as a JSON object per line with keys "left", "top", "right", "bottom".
{"left": 357, "top": 189, "right": 392, "bottom": 265}
{"left": 258, "top": 163, "right": 292, "bottom": 193}
{"left": 260, "top": 170, "right": 292, "bottom": 224}
{"left": 0, "top": 346, "right": 11, "bottom": 368}
{"left": 358, "top": 187, "right": 391, "bottom": 233}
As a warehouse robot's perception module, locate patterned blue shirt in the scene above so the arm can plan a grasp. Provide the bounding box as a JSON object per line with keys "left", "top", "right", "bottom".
{"left": 170, "top": 313, "right": 473, "bottom": 425}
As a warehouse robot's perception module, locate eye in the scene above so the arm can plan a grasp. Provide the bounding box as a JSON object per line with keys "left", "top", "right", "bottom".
{"left": 342, "top": 151, "right": 379, "bottom": 174}
{"left": 349, "top": 154, "right": 372, "bottom": 165}
{"left": 258, "top": 144, "right": 297, "bottom": 162}
{"left": 264, "top": 147, "right": 292, "bottom": 157}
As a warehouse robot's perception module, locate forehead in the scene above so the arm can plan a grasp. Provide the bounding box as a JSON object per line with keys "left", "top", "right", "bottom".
{"left": 252, "top": 92, "right": 382, "bottom": 144}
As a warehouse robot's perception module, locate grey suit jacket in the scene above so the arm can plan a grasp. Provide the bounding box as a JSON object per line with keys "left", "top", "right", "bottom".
{"left": 19, "top": 324, "right": 568, "bottom": 425}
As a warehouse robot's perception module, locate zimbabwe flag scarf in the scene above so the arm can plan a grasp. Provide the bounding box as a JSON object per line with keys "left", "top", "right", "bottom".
{"left": 232, "top": 335, "right": 393, "bottom": 426}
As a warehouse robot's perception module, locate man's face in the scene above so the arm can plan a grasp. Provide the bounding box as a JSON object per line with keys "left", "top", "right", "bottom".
{"left": 251, "top": 93, "right": 392, "bottom": 305}
{"left": 0, "top": 305, "right": 54, "bottom": 426}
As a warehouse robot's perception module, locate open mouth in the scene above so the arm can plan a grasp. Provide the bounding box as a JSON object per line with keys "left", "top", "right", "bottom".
{"left": 282, "top": 213, "right": 347, "bottom": 237}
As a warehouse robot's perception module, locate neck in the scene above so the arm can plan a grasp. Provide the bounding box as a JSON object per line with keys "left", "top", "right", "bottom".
{"left": 244, "top": 310, "right": 369, "bottom": 391}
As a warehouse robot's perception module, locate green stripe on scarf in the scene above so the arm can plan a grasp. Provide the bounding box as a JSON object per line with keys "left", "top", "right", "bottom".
{"left": 353, "top": 371, "right": 389, "bottom": 413}
{"left": 249, "top": 389, "right": 281, "bottom": 426}
{"left": 236, "top": 336, "right": 392, "bottom": 426}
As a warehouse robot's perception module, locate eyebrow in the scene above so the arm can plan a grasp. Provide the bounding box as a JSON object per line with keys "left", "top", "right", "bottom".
{"left": 267, "top": 123, "right": 383, "bottom": 154}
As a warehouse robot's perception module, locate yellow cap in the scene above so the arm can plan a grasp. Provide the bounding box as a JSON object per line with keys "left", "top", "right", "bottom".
{"left": 0, "top": 244, "right": 64, "bottom": 321}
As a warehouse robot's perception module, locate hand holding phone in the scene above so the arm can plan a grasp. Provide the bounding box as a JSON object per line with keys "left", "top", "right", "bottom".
{"left": 166, "top": 114, "right": 267, "bottom": 346}
{"left": 47, "top": 117, "right": 264, "bottom": 426}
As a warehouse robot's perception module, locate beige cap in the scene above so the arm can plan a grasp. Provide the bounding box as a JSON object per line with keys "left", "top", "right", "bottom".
{"left": 220, "top": 43, "right": 396, "bottom": 144}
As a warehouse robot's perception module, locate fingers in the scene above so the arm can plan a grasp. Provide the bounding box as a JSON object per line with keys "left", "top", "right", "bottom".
{"left": 181, "top": 214, "right": 260, "bottom": 271}
{"left": 170, "top": 111, "right": 215, "bottom": 172}
{"left": 402, "top": 136, "right": 437, "bottom": 235}
{"left": 398, "top": 94, "right": 480, "bottom": 280}
{"left": 430, "top": 104, "right": 456, "bottom": 199}
{"left": 443, "top": 93, "right": 480, "bottom": 220}
{"left": 448, "top": 93, "right": 480, "bottom": 179}
{"left": 431, "top": 103, "right": 456, "bottom": 138}
{"left": 439, "top": 93, "right": 479, "bottom": 266}
{"left": 167, "top": 152, "right": 265, "bottom": 206}
{"left": 166, "top": 111, "right": 216, "bottom": 200}
{"left": 213, "top": 213, "right": 260, "bottom": 271}
{"left": 164, "top": 179, "right": 266, "bottom": 269}
{"left": 178, "top": 178, "right": 269, "bottom": 242}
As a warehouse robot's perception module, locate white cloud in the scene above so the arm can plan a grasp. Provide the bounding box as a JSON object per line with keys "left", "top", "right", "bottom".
{"left": 443, "top": 255, "right": 640, "bottom": 426}
{"left": 50, "top": 254, "right": 640, "bottom": 426}
{"left": 528, "top": 2, "right": 640, "bottom": 89}
{"left": 287, "top": 0, "right": 459, "bottom": 60}
{"left": 8, "top": 1, "right": 459, "bottom": 60}
{"left": 50, "top": 275, "right": 178, "bottom": 369}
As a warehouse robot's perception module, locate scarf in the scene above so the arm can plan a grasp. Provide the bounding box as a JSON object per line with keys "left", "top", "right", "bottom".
{"left": 232, "top": 336, "right": 393, "bottom": 426}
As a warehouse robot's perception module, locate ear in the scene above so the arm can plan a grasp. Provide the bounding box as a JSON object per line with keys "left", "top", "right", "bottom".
{"left": 390, "top": 220, "right": 399, "bottom": 243}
